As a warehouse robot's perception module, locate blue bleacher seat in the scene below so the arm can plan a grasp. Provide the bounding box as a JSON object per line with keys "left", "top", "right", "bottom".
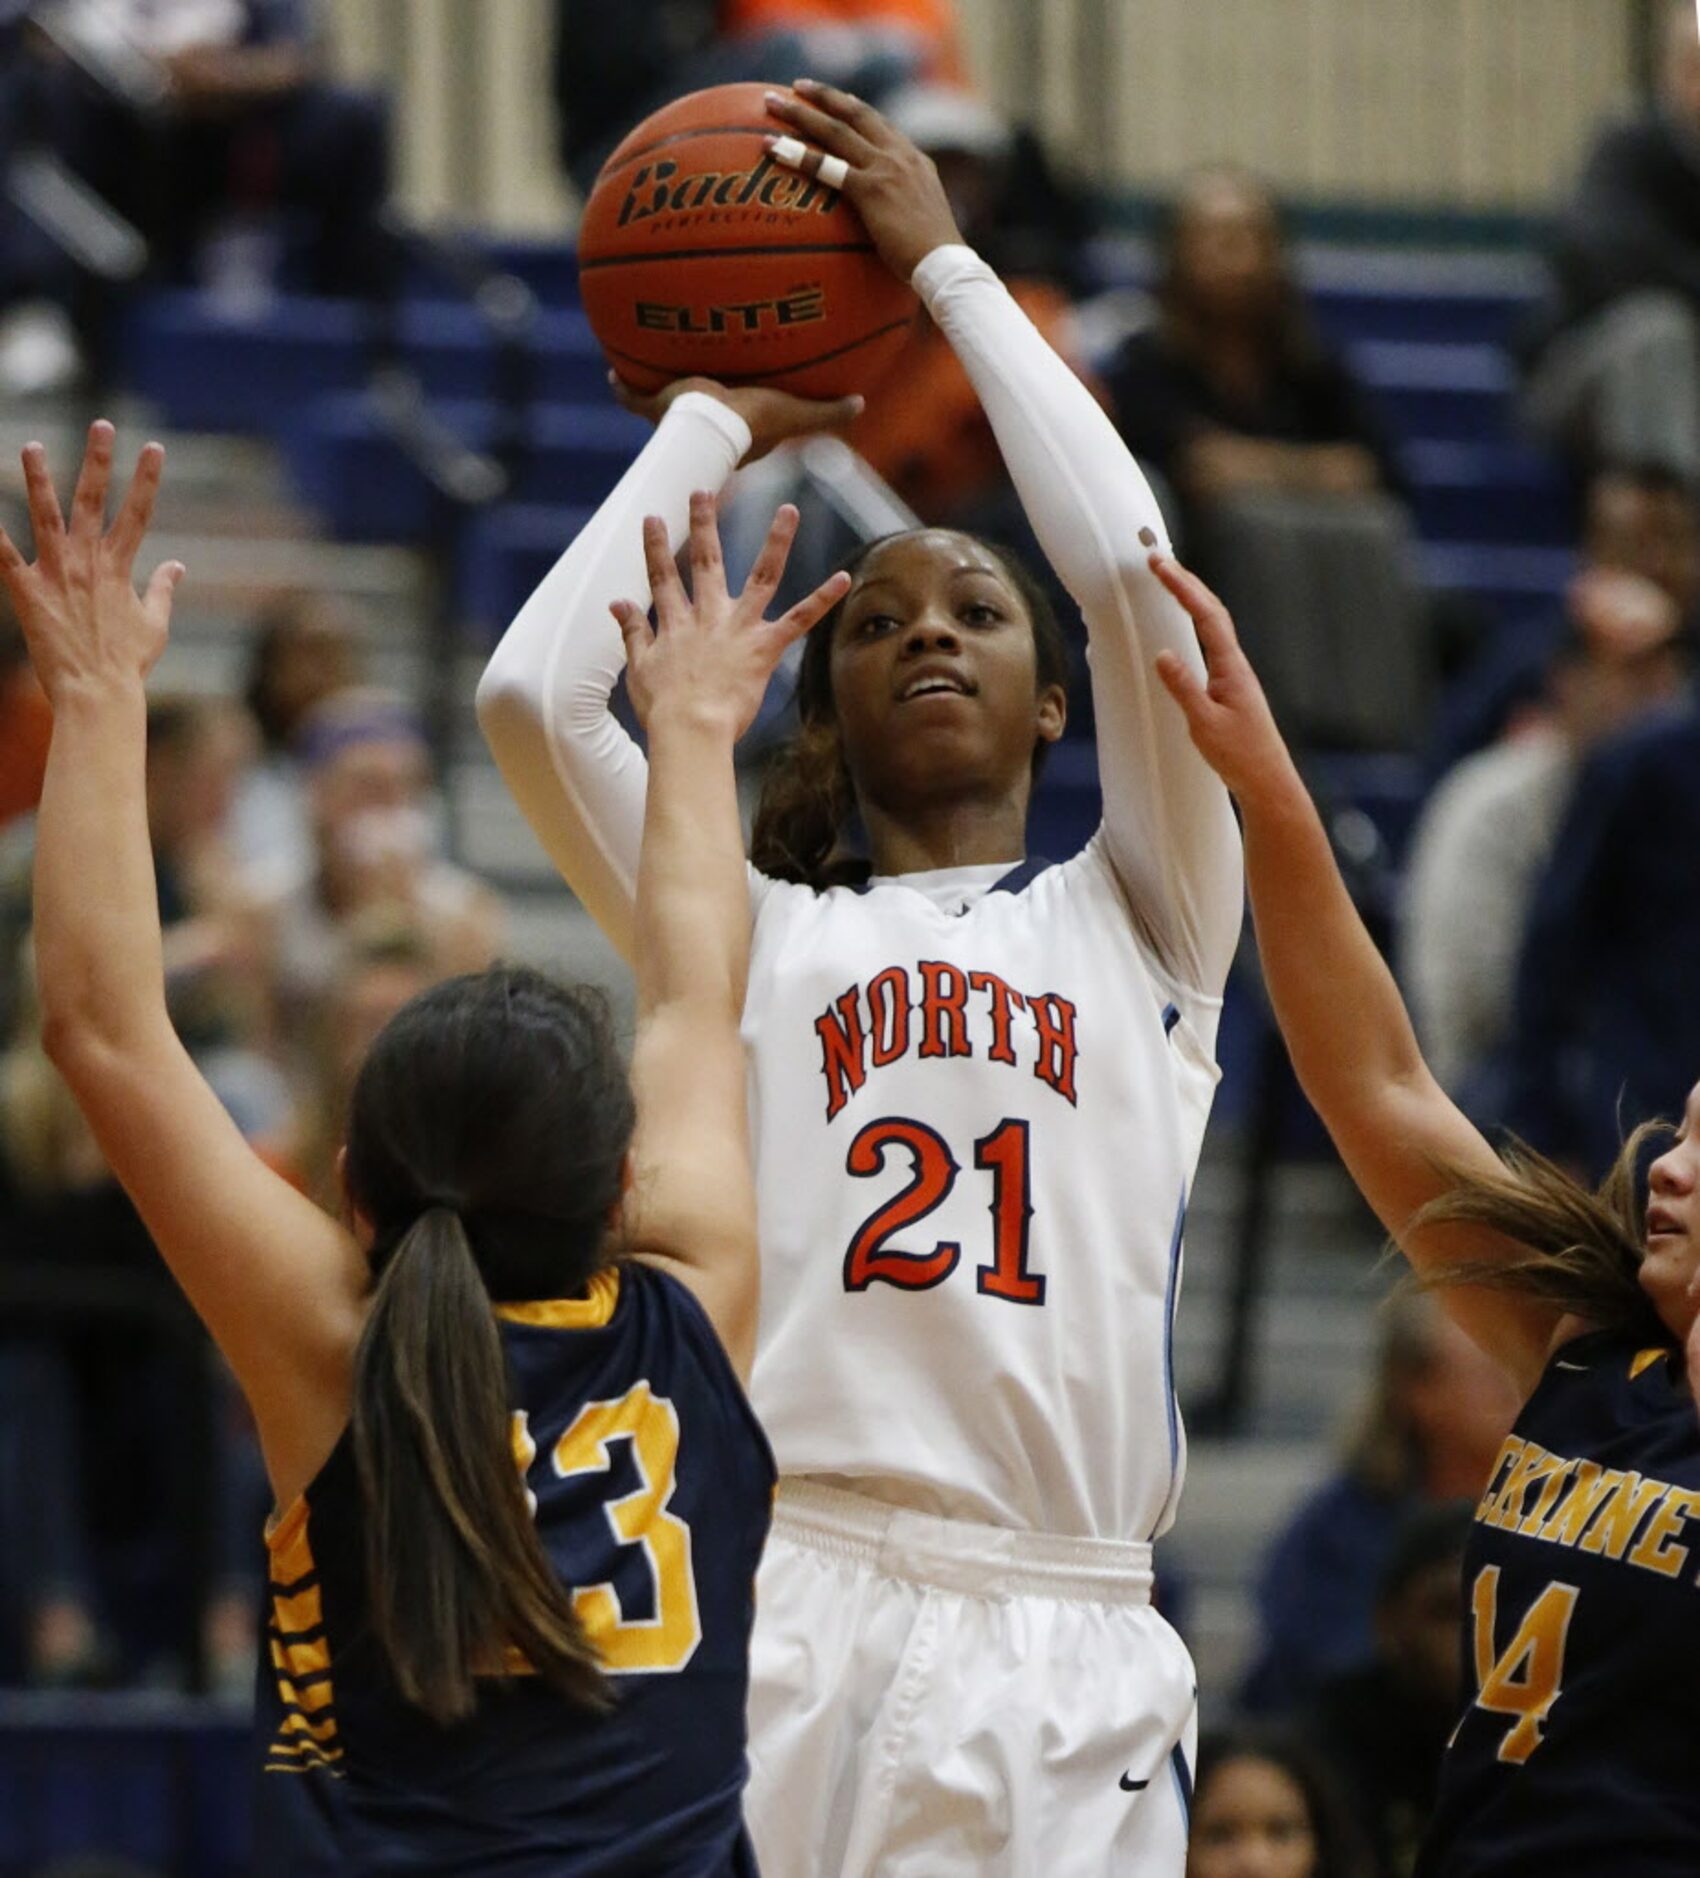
{"left": 456, "top": 501, "right": 596, "bottom": 641}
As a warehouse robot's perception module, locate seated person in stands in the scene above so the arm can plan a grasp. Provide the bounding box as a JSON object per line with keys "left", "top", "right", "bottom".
{"left": 1108, "top": 166, "right": 1422, "bottom": 750}
{"left": 1402, "top": 472, "right": 1694, "bottom": 1110}
{"left": 1187, "top": 1727, "right": 1370, "bottom": 1878}
{"left": 260, "top": 688, "right": 505, "bottom": 1058}
{"left": 230, "top": 590, "right": 361, "bottom": 892}
{"left": 850, "top": 85, "right": 1100, "bottom": 532}
{"left": 0, "top": 571, "right": 50, "bottom": 834}
{"left": 554, "top": 0, "right": 962, "bottom": 195}
{"left": 1300, "top": 1503, "right": 1472, "bottom": 1878}
{"left": 1109, "top": 165, "right": 1399, "bottom": 514}
{"left": 1520, "top": 0, "right": 1700, "bottom": 492}
{"left": 43, "top": 0, "right": 394, "bottom": 298}
{"left": 1502, "top": 698, "right": 1700, "bottom": 1179}
{"left": 1240, "top": 1293, "right": 1516, "bottom": 1718}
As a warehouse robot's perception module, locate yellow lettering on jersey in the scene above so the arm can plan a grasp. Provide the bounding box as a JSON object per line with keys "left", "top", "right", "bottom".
{"left": 1477, "top": 1438, "right": 1525, "bottom": 1523}
{"left": 1484, "top": 1443, "right": 1552, "bottom": 1528}
{"left": 1627, "top": 1484, "right": 1700, "bottom": 1578}
{"left": 1578, "top": 1471, "right": 1665, "bottom": 1560}
{"left": 1537, "top": 1461, "right": 1618, "bottom": 1548}
{"left": 1469, "top": 1566, "right": 1579, "bottom": 1764}
{"left": 511, "top": 1409, "right": 538, "bottom": 1516}
{"left": 1514, "top": 1451, "right": 1575, "bottom": 1536}
{"left": 552, "top": 1381, "right": 702, "bottom": 1674}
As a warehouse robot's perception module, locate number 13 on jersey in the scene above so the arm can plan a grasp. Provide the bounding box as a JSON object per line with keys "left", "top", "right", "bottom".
{"left": 843, "top": 1115, "right": 1044, "bottom": 1305}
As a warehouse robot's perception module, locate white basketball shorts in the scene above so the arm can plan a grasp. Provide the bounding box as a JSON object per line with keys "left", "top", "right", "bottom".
{"left": 745, "top": 1480, "right": 1196, "bottom": 1878}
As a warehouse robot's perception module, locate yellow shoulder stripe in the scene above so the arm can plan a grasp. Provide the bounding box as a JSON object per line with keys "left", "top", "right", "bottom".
{"left": 1630, "top": 1347, "right": 1673, "bottom": 1381}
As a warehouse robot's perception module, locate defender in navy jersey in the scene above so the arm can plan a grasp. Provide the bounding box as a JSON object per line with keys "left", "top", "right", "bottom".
{"left": 1419, "top": 1329, "right": 1700, "bottom": 1877}
{"left": 4, "top": 427, "right": 839, "bottom": 1872}
{"left": 255, "top": 1263, "right": 774, "bottom": 1875}
{"left": 1151, "top": 543, "right": 1700, "bottom": 1874}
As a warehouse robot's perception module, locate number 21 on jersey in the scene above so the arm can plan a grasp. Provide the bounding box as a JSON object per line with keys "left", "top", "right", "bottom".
{"left": 1467, "top": 1565, "right": 1579, "bottom": 1763}
{"left": 844, "top": 1115, "right": 1045, "bottom": 1305}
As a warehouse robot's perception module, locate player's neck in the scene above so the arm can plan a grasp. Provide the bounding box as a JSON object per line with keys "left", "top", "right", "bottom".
{"left": 863, "top": 797, "right": 1028, "bottom": 879}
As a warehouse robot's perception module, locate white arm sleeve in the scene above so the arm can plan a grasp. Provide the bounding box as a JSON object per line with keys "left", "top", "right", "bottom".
{"left": 474, "top": 393, "right": 753, "bottom": 962}
{"left": 915, "top": 245, "right": 1244, "bottom": 1000}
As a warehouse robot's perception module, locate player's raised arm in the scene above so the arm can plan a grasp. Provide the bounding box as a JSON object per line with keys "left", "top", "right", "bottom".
{"left": 767, "top": 81, "right": 1243, "bottom": 1002}
{"left": 476, "top": 384, "right": 860, "bottom": 961}
{"left": 1148, "top": 549, "right": 1563, "bottom": 1392}
{"left": 614, "top": 492, "right": 849, "bottom": 1378}
{"left": 4, "top": 425, "right": 367, "bottom": 1503}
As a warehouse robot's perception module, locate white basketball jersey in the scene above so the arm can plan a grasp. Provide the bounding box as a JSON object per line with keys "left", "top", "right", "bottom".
{"left": 744, "top": 834, "right": 1221, "bottom": 1542}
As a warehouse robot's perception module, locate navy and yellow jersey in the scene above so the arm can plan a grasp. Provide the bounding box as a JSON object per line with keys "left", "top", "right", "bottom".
{"left": 252, "top": 1260, "right": 777, "bottom": 1877}
{"left": 1419, "top": 1328, "right": 1700, "bottom": 1878}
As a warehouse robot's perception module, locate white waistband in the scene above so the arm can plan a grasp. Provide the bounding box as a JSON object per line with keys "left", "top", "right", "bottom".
{"left": 771, "top": 1479, "right": 1154, "bottom": 1605}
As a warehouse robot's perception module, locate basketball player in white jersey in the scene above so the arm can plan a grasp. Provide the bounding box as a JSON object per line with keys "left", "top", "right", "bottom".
{"left": 478, "top": 82, "right": 1243, "bottom": 1877}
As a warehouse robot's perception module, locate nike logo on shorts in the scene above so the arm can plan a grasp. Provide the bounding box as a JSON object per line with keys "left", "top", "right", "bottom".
{"left": 1119, "top": 1772, "right": 1150, "bottom": 1792}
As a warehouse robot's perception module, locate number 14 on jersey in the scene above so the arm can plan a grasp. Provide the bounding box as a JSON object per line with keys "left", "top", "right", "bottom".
{"left": 844, "top": 1115, "right": 1044, "bottom": 1305}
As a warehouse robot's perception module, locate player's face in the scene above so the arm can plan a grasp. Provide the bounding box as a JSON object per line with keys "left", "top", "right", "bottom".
{"left": 826, "top": 531, "right": 1065, "bottom": 817}
{"left": 1640, "top": 1080, "right": 1700, "bottom": 1337}
{"left": 1188, "top": 1756, "right": 1318, "bottom": 1878}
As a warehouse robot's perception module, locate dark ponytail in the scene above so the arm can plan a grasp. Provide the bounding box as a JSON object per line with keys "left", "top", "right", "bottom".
{"left": 343, "top": 968, "right": 637, "bottom": 1725}
{"left": 749, "top": 529, "right": 1073, "bottom": 889}
{"left": 351, "top": 1206, "right": 606, "bottom": 1724}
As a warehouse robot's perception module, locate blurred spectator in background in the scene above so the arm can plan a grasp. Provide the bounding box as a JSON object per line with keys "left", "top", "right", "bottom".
{"left": 1520, "top": 0, "right": 1700, "bottom": 492}
{"left": 1240, "top": 1294, "right": 1517, "bottom": 1717}
{"left": 38, "top": 0, "right": 394, "bottom": 303}
{"left": 1502, "top": 700, "right": 1700, "bottom": 1179}
{"left": 1402, "top": 477, "right": 1694, "bottom": 1108}
{"left": 262, "top": 688, "right": 504, "bottom": 1054}
{"left": 850, "top": 85, "right": 1100, "bottom": 530}
{"left": 1424, "top": 462, "right": 1700, "bottom": 773}
{"left": 1108, "top": 166, "right": 1425, "bottom": 751}
{"left": 229, "top": 589, "right": 360, "bottom": 892}
{"left": 1300, "top": 1503, "right": 1472, "bottom": 1878}
{"left": 294, "top": 912, "right": 434, "bottom": 1207}
{"left": 1188, "top": 1727, "right": 1371, "bottom": 1878}
{"left": 0, "top": 589, "right": 51, "bottom": 833}
{"left": 554, "top": 0, "right": 962, "bottom": 196}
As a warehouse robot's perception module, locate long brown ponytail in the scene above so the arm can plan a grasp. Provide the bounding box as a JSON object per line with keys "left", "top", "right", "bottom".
{"left": 343, "top": 969, "right": 636, "bottom": 1724}
{"left": 352, "top": 1206, "right": 606, "bottom": 1723}
{"left": 1411, "top": 1123, "right": 1671, "bottom": 1339}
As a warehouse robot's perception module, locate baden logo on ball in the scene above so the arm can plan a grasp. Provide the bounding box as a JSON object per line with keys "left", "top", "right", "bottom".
{"left": 578, "top": 83, "right": 917, "bottom": 398}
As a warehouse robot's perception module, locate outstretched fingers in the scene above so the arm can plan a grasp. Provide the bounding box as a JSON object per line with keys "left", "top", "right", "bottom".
{"left": 69, "top": 420, "right": 116, "bottom": 540}
{"left": 142, "top": 559, "right": 186, "bottom": 635}
{"left": 1148, "top": 550, "right": 1241, "bottom": 668}
{"left": 740, "top": 504, "right": 801, "bottom": 610}
{"left": 686, "top": 489, "right": 728, "bottom": 608}
{"left": 20, "top": 442, "right": 65, "bottom": 571}
{"left": 640, "top": 514, "right": 687, "bottom": 628}
{"left": 609, "top": 597, "right": 653, "bottom": 666}
{"left": 776, "top": 567, "right": 853, "bottom": 649}
{"left": 109, "top": 442, "right": 166, "bottom": 569}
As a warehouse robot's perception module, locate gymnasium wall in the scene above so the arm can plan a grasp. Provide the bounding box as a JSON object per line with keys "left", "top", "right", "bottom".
{"left": 321, "top": 0, "right": 1644, "bottom": 232}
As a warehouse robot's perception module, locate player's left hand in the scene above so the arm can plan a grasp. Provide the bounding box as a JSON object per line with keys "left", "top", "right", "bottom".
{"left": 764, "top": 79, "right": 963, "bottom": 281}
{"left": 613, "top": 492, "right": 850, "bottom": 740}
{"left": 1148, "top": 550, "right": 1299, "bottom": 804}
{"left": 0, "top": 421, "right": 183, "bottom": 705}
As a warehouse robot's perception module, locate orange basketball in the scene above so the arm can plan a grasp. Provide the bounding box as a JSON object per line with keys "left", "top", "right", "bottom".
{"left": 578, "top": 83, "right": 918, "bottom": 399}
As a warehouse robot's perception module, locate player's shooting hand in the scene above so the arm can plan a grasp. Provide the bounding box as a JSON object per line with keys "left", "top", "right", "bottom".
{"left": 764, "top": 79, "right": 964, "bottom": 281}
{"left": 609, "top": 374, "right": 865, "bottom": 464}
{"left": 0, "top": 421, "right": 183, "bottom": 706}
{"left": 613, "top": 493, "right": 850, "bottom": 740}
{"left": 1148, "top": 549, "right": 1298, "bottom": 803}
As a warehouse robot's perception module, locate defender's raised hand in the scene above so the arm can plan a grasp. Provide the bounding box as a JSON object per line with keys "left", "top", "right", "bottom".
{"left": 1148, "top": 550, "right": 1297, "bottom": 804}
{"left": 0, "top": 421, "right": 183, "bottom": 703}
{"left": 765, "top": 78, "right": 964, "bottom": 281}
{"left": 612, "top": 492, "right": 850, "bottom": 739}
